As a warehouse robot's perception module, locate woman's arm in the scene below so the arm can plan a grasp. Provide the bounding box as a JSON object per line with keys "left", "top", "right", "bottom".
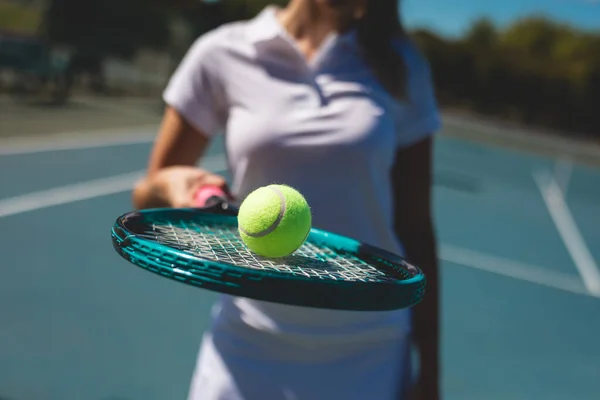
{"left": 132, "top": 106, "right": 224, "bottom": 210}
{"left": 146, "top": 105, "right": 211, "bottom": 175}
{"left": 133, "top": 26, "right": 231, "bottom": 210}
{"left": 391, "top": 136, "right": 440, "bottom": 400}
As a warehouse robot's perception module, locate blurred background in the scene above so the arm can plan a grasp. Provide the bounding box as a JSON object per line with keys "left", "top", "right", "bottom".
{"left": 1, "top": 0, "right": 599, "bottom": 399}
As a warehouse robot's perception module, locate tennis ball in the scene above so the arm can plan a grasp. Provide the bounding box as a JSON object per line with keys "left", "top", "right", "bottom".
{"left": 237, "top": 184, "right": 312, "bottom": 258}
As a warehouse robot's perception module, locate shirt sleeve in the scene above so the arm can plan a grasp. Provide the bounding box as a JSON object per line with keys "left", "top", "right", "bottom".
{"left": 392, "top": 39, "right": 442, "bottom": 148}
{"left": 162, "top": 31, "right": 228, "bottom": 138}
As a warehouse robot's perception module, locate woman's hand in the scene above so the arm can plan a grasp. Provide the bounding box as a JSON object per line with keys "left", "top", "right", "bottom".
{"left": 133, "top": 166, "right": 231, "bottom": 210}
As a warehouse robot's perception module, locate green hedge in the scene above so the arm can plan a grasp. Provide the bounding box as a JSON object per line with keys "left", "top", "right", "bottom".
{"left": 411, "top": 17, "right": 600, "bottom": 138}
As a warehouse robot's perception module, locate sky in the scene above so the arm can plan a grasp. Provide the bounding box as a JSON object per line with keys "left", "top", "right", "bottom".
{"left": 402, "top": 0, "right": 600, "bottom": 38}
{"left": 202, "top": 0, "right": 599, "bottom": 38}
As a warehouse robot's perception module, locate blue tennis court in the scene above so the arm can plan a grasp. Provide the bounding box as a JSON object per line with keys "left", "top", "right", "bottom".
{"left": 1, "top": 121, "right": 599, "bottom": 399}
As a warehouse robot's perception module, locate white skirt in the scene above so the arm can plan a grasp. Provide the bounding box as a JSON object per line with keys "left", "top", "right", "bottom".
{"left": 187, "top": 326, "right": 412, "bottom": 400}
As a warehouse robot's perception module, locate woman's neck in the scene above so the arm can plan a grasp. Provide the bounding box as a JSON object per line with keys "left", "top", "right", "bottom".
{"left": 277, "top": 0, "right": 352, "bottom": 52}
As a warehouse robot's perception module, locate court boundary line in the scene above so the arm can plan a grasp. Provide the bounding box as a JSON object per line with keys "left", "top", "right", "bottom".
{"left": 0, "top": 171, "right": 145, "bottom": 218}
{"left": 0, "top": 155, "right": 227, "bottom": 218}
{"left": 0, "top": 125, "right": 157, "bottom": 156}
{"left": 533, "top": 169, "right": 600, "bottom": 296}
{"left": 440, "top": 244, "right": 595, "bottom": 298}
{"left": 443, "top": 113, "right": 600, "bottom": 160}
{"left": 553, "top": 156, "right": 573, "bottom": 195}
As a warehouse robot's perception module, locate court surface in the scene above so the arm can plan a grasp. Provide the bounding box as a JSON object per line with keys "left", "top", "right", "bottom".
{"left": 1, "top": 117, "right": 599, "bottom": 400}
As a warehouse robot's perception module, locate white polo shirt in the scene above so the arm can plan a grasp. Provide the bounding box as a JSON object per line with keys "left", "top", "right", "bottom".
{"left": 164, "top": 6, "right": 441, "bottom": 400}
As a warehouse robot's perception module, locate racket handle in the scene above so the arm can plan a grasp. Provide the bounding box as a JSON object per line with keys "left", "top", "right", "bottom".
{"left": 193, "top": 185, "right": 228, "bottom": 207}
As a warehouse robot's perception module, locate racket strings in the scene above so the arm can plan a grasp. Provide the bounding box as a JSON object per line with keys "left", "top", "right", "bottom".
{"left": 149, "top": 219, "right": 399, "bottom": 283}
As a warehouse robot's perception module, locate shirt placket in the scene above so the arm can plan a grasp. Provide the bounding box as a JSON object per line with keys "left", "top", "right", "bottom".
{"left": 278, "top": 32, "right": 340, "bottom": 107}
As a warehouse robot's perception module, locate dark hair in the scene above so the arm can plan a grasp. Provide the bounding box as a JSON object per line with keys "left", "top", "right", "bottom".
{"left": 356, "top": 0, "right": 407, "bottom": 100}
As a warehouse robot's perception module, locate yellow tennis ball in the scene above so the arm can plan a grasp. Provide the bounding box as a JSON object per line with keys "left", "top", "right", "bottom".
{"left": 237, "top": 184, "right": 312, "bottom": 258}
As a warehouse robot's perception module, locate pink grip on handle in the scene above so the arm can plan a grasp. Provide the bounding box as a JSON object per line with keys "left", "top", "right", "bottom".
{"left": 193, "top": 185, "right": 227, "bottom": 207}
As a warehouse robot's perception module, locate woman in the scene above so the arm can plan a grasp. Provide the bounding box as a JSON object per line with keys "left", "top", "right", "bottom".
{"left": 133, "top": 0, "right": 440, "bottom": 399}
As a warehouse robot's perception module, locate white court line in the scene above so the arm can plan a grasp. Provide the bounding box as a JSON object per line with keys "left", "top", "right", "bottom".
{"left": 0, "top": 171, "right": 145, "bottom": 218}
{"left": 443, "top": 113, "right": 600, "bottom": 159}
{"left": 553, "top": 156, "right": 573, "bottom": 195}
{"left": 0, "top": 126, "right": 156, "bottom": 156}
{"left": 0, "top": 155, "right": 227, "bottom": 218}
{"left": 533, "top": 170, "right": 600, "bottom": 296}
{"left": 440, "top": 244, "right": 594, "bottom": 298}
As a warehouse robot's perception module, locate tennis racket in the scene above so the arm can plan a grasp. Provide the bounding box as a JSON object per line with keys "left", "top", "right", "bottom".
{"left": 111, "top": 185, "right": 426, "bottom": 311}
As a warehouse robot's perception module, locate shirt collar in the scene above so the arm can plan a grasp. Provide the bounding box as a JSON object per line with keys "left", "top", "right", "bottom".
{"left": 246, "top": 6, "right": 358, "bottom": 47}
{"left": 246, "top": 6, "right": 285, "bottom": 44}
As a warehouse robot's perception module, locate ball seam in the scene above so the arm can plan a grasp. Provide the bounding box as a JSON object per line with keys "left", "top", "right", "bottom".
{"left": 238, "top": 185, "right": 286, "bottom": 238}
